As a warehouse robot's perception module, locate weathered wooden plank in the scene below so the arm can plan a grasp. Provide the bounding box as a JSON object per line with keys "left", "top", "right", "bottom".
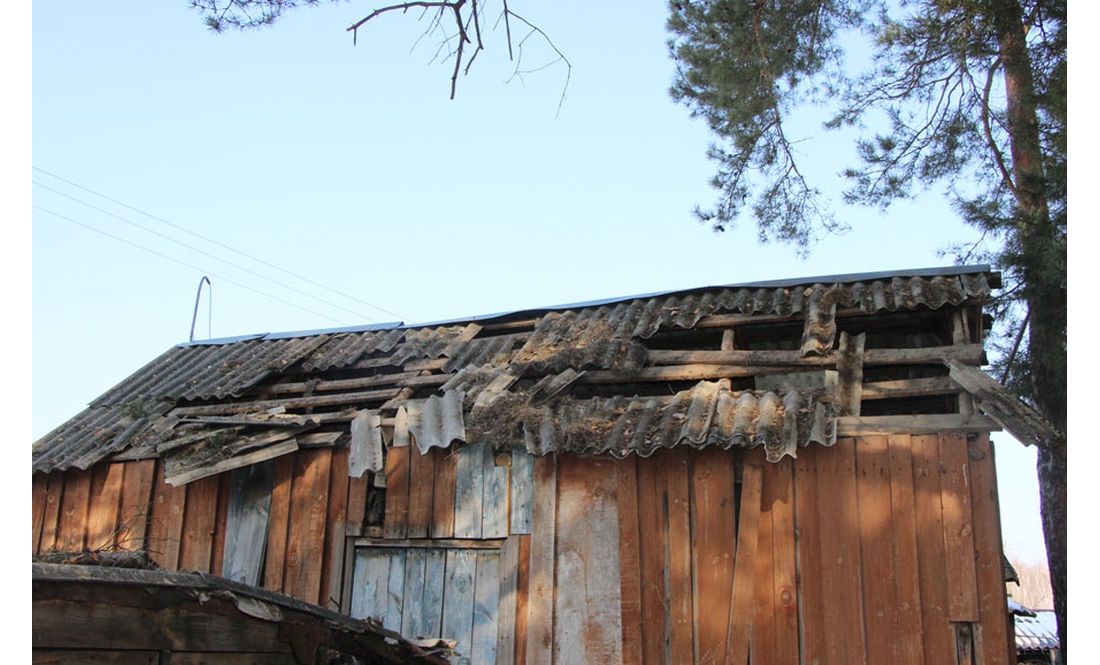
{"left": 179, "top": 474, "right": 220, "bottom": 572}
{"left": 420, "top": 548, "right": 447, "bottom": 639}
{"left": 887, "top": 434, "right": 925, "bottom": 665}
{"left": 525, "top": 454, "right": 556, "bottom": 665}
{"left": 164, "top": 439, "right": 299, "bottom": 487}
{"left": 148, "top": 463, "right": 181, "bottom": 570}
{"left": 407, "top": 443, "right": 437, "bottom": 539}
{"left": 32, "top": 474, "right": 49, "bottom": 554}
{"left": 442, "top": 548, "right": 477, "bottom": 660}
{"left": 284, "top": 448, "right": 332, "bottom": 604}
{"left": 117, "top": 460, "right": 157, "bottom": 553}
{"left": 454, "top": 443, "right": 486, "bottom": 539}
{"left": 168, "top": 386, "right": 403, "bottom": 416}
{"left": 222, "top": 461, "right": 275, "bottom": 586}
{"left": 431, "top": 446, "right": 458, "bottom": 539}
{"left": 855, "top": 435, "right": 901, "bottom": 664}
{"left": 497, "top": 536, "right": 521, "bottom": 665}
{"left": 666, "top": 449, "right": 694, "bottom": 665}
{"left": 31, "top": 649, "right": 161, "bottom": 664}
{"left": 791, "top": 445, "right": 826, "bottom": 665}
{"left": 472, "top": 550, "right": 501, "bottom": 664}
{"left": 817, "top": 438, "right": 865, "bottom": 665}
{"left": 838, "top": 413, "right": 1000, "bottom": 436}
{"left": 384, "top": 445, "right": 411, "bottom": 540}
{"left": 861, "top": 376, "right": 960, "bottom": 400}
{"left": 751, "top": 456, "right": 778, "bottom": 665}
{"left": 727, "top": 462, "right": 762, "bottom": 665}
{"left": 513, "top": 535, "right": 532, "bottom": 665}
{"left": 690, "top": 447, "right": 736, "bottom": 665}
{"left": 350, "top": 548, "right": 390, "bottom": 621}
{"left": 771, "top": 457, "right": 799, "bottom": 665}
{"left": 510, "top": 450, "right": 535, "bottom": 536}
{"left": 211, "top": 473, "right": 232, "bottom": 577}
{"left": 836, "top": 332, "right": 866, "bottom": 417}
{"left": 940, "top": 432, "right": 980, "bottom": 621}
{"left": 322, "top": 446, "right": 351, "bottom": 610}
{"left": 637, "top": 450, "right": 670, "bottom": 665}
{"left": 346, "top": 473, "right": 370, "bottom": 538}
{"left": 85, "top": 464, "right": 124, "bottom": 551}
{"left": 911, "top": 434, "right": 956, "bottom": 665}
{"left": 482, "top": 446, "right": 509, "bottom": 539}
{"left": 553, "top": 455, "right": 624, "bottom": 664}
{"left": 968, "top": 434, "right": 1011, "bottom": 665}
{"left": 401, "top": 548, "right": 429, "bottom": 638}
{"left": 645, "top": 343, "right": 984, "bottom": 367}
{"left": 385, "top": 549, "right": 407, "bottom": 631}
{"left": 263, "top": 454, "right": 295, "bottom": 591}
{"left": 57, "top": 469, "right": 92, "bottom": 553}
{"left": 616, "top": 455, "right": 644, "bottom": 665}
{"left": 38, "top": 473, "right": 66, "bottom": 554}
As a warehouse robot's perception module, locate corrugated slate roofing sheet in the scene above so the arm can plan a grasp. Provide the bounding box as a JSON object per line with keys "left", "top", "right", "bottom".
{"left": 33, "top": 266, "right": 998, "bottom": 474}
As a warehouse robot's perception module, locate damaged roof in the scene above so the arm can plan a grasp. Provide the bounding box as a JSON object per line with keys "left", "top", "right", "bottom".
{"left": 33, "top": 265, "right": 1000, "bottom": 480}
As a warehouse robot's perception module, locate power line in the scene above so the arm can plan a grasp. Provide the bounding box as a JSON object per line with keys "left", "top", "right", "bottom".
{"left": 34, "top": 204, "right": 352, "bottom": 327}
{"left": 34, "top": 179, "right": 382, "bottom": 324}
{"left": 33, "top": 166, "right": 408, "bottom": 322}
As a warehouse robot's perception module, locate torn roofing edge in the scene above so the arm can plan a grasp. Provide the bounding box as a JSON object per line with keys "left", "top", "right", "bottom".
{"left": 177, "top": 264, "right": 997, "bottom": 348}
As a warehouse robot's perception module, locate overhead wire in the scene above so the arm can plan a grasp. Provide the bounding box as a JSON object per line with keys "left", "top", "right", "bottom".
{"left": 34, "top": 204, "right": 352, "bottom": 327}
{"left": 33, "top": 166, "right": 408, "bottom": 322}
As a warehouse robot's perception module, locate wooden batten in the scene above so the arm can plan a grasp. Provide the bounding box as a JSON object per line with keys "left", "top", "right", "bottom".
{"left": 835, "top": 331, "right": 866, "bottom": 417}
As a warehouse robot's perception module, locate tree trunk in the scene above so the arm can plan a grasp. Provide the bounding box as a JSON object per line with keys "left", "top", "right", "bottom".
{"left": 989, "top": 0, "right": 1068, "bottom": 658}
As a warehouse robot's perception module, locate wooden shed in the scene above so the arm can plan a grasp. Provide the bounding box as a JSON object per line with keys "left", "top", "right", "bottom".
{"left": 32, "top": 265, "right": 1037, "bottom": 664}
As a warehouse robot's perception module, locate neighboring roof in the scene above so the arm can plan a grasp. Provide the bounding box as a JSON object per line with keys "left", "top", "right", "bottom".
{"left": 33, "top": 266, "right": 1000, "bottom": 478}
{"left": 32, "top": 562, "right": 452, "bottom": 663}
{"left": 1013, "top": 607, "right": 1060, "bottom": 654}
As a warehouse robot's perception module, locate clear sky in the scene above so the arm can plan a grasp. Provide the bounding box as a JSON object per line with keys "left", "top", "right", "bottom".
{"left": 29, "top": 0, "right": 1052, "bottom": 565}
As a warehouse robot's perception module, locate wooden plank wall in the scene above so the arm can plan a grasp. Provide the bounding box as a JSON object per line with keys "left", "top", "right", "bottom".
{"left": 32, "top": 449, "right": 354, "bottom": 610}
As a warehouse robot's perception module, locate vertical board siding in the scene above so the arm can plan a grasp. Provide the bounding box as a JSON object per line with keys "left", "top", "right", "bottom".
{"left": 57, "top": 468, "right": 92, "bottom": 553}
{"left": 32, "top": 474, "right": 48, "bottom": 553}
{"left": 770, "top": 457, "right": 799, "bottom": 665}
{"left": 454, "top": 443, "right": 487, "bottom": 539}
{"left": 617, "top": 455, "right": 645, "bottom": 665}
{"left": 911, "top": 434, "right": 957, "bottom": 665}
{"left": 482, "top": 451, "right": 509, "bottom": 539}
{"left": 968, "top": 435, "right": 1011, "bottom": 665}
{"left": 665, "top": 449, "right": 695, "bottom": 665}
{"left": 728, "top": 463, "right": 762, "bottom": 665}
{"left": 443, "top": 549, "right": 478, "bottom": 658}
{"left": 323, "top": 447, "right": 351, "bottom": 610}
{"left": 407, "top": 442, "right": 437, "bottom": 539}
{"left": 384, "top": 446, "right": 411, "bottom": 540}
{"left": 222, "top": 461, "right": 274, "bottom": 586}
{"left": 431, "top": 446, "right": 458, "bottom": 539}
{"left": 856, "top": 435, "right": 902, "bottom": 664}
{"left": 792, "top": 445, "right": 826, "bottom": 665}
{"left": 940, "top": 432, "right": 980, "bottom": 622}
{"left": 38, "top": 473, "right": 65, "bottom": 553}
{"left": 510, "top": 451, "right": 535, "bottom": 536}
{"left": 887, "top": 435, "right": 925, "bottom": 665}
{"left": 817, "top": 438, "right": 865, "bottom": 665}
{"left": 179, "top": 474, "right": 220, "bottom": 572}
{"left": 751, "top": 453, "right": 778, "bottom": 665}
{"left": 690, "top": 447, "right": 736, "bottom": 665}
{"left": 472, "top": 551, "right": 502, "bottom": 663}
{"left": 118, "top": 460, "right": 157, "bottom": 553}
{"left": 284, "top": 448, "right": 332, "bottom": 604}
{"left": 263, "top": 454, "right": 295, "bottom": 591}
{"left": 526, "top": 454, "right": 557, "bottom": 665}
{"left": 149, "top": 463, "right": 185, "bottom": 571}
{"left": 553, "top": 455, "right": 624, "bottom": 664}
{"left": 86, "top": 463, "right": 125, "bottom": 551}
{"left": 497, "top": 536, "right": 522, "bottom": 665}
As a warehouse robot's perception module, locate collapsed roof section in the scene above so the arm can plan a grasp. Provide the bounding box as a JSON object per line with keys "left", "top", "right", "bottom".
{"left": 34, "top": 266, "right": 1003, "bottom": 483}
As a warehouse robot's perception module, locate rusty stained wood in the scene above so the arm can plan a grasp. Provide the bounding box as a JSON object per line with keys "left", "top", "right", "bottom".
{"left": 553, "top": 455, "right": 623, "bottom": 664}
{"left": 117, "top": 460, "right": 157, "bottom": 553}
{"left": 283, "top": 448, "right": 332, "bottom": 605}
{"left": 791, "top": 444, "right": 826, "bottom": 664}
{"left": 616, "top": 455, "right": 644, "bottom": 665}
{"left": 939, "top": 432, "right": 980, "bottom": 622}
{"left": 911, "top": 434, "right": 957, "bottom": 665}
{"left": 967, "top": 434, "right": 1012, "bottom": 665}
{"left": 727, "top": 462, "right": 762, "bottom": 665}
{"left": 690, "top": 447, "right": 736, "bottom": 664}
{"left": 525, "top": 455, "right": 557, "bottom": 665}
{"left": 817, "top": 438, "right": 866, "bottom": 665}
{"left": 855, "top": 435, "right": 901, "bottom": 664}
{"left": 887, "top": 435, "right": 925, "bottom": 665}
{"left": 263, "top": 454, "right": 295, "bottom": 592}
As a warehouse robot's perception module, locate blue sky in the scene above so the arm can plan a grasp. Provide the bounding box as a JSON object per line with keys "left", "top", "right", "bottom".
{"left": 28, "top": 0, "right": 1054, "bottom": 564}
